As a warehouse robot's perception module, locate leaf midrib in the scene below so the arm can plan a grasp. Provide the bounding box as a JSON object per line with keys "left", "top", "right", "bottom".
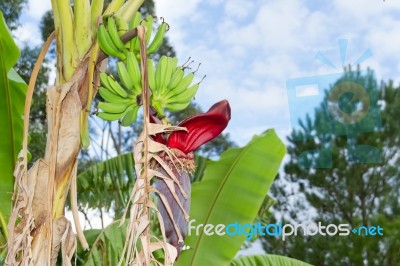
{"left": 188, "top": 137, "right": 259, "bottom": 265}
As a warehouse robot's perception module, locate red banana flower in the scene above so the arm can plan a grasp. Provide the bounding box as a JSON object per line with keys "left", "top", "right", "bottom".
{"left": 167, "top": 99, "right": 231, "bottom": 154}
{"left": 153, "top": 100, "right": 231, "bottom": 256}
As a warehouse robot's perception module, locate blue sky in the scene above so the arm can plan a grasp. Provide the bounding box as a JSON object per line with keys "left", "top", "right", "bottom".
{"left": 156, "top": 0, "right": 400, "bottom": 145}
{"left": 15, "top": 0, "right": 400, "bottom": 147}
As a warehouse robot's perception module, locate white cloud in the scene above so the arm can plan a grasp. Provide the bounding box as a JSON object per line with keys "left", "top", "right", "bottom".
{"left": 366, "top": 18, "right": 400, "bottom": 61}
{"left": 27, "top": 0, "right": 52, "bottom": 21}
{"left": 249, "top": 54, "right": 302, "bottom": 82}
{"left": 207, "top": 0, "right": 224, "bottom": 6}
{"left": 224, "top": 0, "right": 255, "bottom": 20}
{"left": 13, "top": 23, "right": 42, "bottom": 47}
{"left": 156, "top": 0, "right": 201, "bottom": 23}
{"left": 334, "top": 0, "right": 400, "bottom": 21}
{"left": 218, "top": 0, "right": 312, "bottom": 54}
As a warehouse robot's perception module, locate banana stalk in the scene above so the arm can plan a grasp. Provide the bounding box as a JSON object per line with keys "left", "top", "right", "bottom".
{"left": 74, "top": 0, "right": 92, "bottom": 58}
{"left": 104, "top": 0, "right": 125, "bottom": 15}
{"left": 117, "top": 0, "right": 145, "bottom": 22}
{"left": 51, "top": 0, "right": 78, "bottom": 82}
{"left": 90, "top": 0, "right": 104, "bottom": 37}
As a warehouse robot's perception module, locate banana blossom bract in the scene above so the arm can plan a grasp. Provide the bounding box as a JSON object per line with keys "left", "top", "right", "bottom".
{"left": 152, "top": 99, "right": 231, "bottom": 256}
{"left": 153, "top": 99, "right": 231, "bottom": 154}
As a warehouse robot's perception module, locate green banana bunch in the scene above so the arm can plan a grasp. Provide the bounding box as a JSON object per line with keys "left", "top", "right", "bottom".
{"left": 97, "top": 15, "right": 129, "bottom": 60}
{"left": 98, "top": 12, "right": 167, "bottom": 59}
{"left": 149, "top": 56, "right": 200, "bottom": 115}
{"left": 127, "top": 12, "right": 168, "bottom": 56}
{"left": 96, "top": 52, "right": 143, "bottom": 126}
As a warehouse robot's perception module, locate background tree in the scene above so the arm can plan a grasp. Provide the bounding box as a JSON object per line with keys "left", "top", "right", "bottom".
{"left": 0, "top": 0, "right": 26, "bottom": 30}
{"left": 263, "top": 67, "right": 400, "bottom": 266}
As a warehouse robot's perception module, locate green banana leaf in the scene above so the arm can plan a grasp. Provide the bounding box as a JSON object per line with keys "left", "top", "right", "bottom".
{"left": 77, "top": 153, "right": 135, "bottom": 216}
{"left": 231, "top": 254, "right": 312, "bottom": 266}
{"left": 77, "top": 220, "right": 128, "bottom": 265}
{"left": 176, "top": 129, "right": 286, "bottom": 266}
{"left": 191, "top": 155, "right": 209, "bottom": 183}
{"left": 0, "top": 11, "right": 27, "bottom": 220}
{"left": 76, "top": 153, "right": 208, "bottom": 217}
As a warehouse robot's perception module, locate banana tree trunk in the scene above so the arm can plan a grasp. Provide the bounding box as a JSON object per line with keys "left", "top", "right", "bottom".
{"left": 5, "top": 1, "right": 142, "bottom": 264}
{"left": 5, "top": 58, "right": 103, "bottom": 265}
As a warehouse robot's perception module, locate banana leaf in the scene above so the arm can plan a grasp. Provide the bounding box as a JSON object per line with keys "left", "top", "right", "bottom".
{"left": 77, "top": 220, "right": 128, "bottom": 265}
{"left": 77, "top": 152, "right": 135, "bottom": 216}
{"left": 191, "top": 155, "right": 209, "bottom": 183}
{"left": 176, "top": 129, "right": 286, "bottom": 266}
{"left": 0, "top": 11, "right": 27, "bottom": 220}
{"left": 76, "top": 153, "right": 208, "bottom": 217}
{"left": 231, "top": 254, "right": 312, "bottom": 266}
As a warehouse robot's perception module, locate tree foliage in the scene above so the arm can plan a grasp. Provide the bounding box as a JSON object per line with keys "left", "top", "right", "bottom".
{"left": 0, "top": 0, "right": 27, "bottom": 30}
{"left": 264, "top": 67, "right": 400, "bottom": 266}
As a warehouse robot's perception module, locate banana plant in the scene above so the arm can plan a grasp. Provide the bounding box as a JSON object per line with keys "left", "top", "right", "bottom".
{"left": 4, "top": 0, "right": 145, "bottom": 265}
{"left": 0, "top": 10, "right": 27, "bottom": 262}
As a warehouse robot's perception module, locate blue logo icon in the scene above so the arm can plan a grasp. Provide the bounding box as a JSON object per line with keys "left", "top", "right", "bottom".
{"left": 287, "top": 39, "right": 382, "bottom": 168}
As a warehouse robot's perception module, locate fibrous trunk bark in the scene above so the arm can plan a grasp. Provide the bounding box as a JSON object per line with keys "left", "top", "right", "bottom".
{"left": 6, "top": 58, "right": 104, "bottom": 265}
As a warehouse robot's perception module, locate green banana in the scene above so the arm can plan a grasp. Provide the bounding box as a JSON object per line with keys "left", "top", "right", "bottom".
{"left": 126, "top": 52, "right": 141, "bottom": 94}
{"left": 167, "top": 67, "right": 184, "bottom": 90}
{"left": 129, "top": 12, "right": 142, "bottom": 29}
{"left": 155, "top": 56, "right": 172, "bottom": 94}
{"left": 97, "top": 106, "right": 133, "bottom": 121}
{"left": 128, "top": 12, "right": 142, "bottom": 52}
{"left": 160, "top": 57, "right": 175, "bottom": 95}
{"left": 98, "top": 87, "right": 131, "bottom": 103}
{"left": 169, "top": 57, "right": 179, "bottom": 69}
{"left": 125, "top": 13, "right": 167, "bottom": 56}
{"left": 165, "top": 101, "right": 191, "bottom": 112}
{"left": 117, "top": 61, "right": 134, "bottom": 91}
{"left": 106, "top": 75, "right": 129, "bottom": 98}
{"left": 147, "top": 21, "right": 167, "bottom": 54}
{"left": 131, "top": 16, "right": 150, "bottom": 53}
{"left": 149, "top": 56, "right": 201, "bottom": 115}
{"left": 97, "top": 24, "right": 126, "bottom": 60}
{"left": 120, "top": 106, "right": 139, "bottom": 126}
{"left": 142, "top": 15, "right": 154, "bottom": 44}
{"left": 98, "top": 101, "right": 130, "bottom": 114}
{"left": 100, "top": 73, "right": 123, "bottom": 97}
{"left": 155, "top": 56, "right": 164, "bottom": 92}
{"left": 166, "top": 83, "right": 199, "bottom": 103}
{"left": 99, "top": 72, "right": 111, "bottom": 89}
{"left": 131, "top": 15, "right": 153, "bottom": 52}
{"left": 165, "top": 72, "right": 195, "bottom": 99}
{"left": 107, "top": 16, "right": 128, "bottom": 53}
{"left": 147, "top": 59, "right": 156, "bottom": 92}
